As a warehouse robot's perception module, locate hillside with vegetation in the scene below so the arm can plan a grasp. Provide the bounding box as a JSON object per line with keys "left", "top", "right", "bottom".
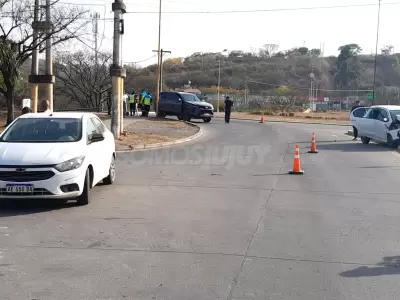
{"left": 2, "top": 43, "right": 400, "bottom": 118}
{"left": 125, "top": 44, "right": 400, "bottom": 103}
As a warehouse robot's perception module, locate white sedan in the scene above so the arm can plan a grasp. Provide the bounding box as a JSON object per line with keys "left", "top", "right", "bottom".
{"left": 350, "top": 105, "right": 400, "bottom": 147}
{"left": 0, "top": 112, "right": 116, "bottom": 205}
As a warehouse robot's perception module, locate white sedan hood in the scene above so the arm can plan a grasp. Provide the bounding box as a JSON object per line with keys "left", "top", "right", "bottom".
{"left": 0, "top": 142, "right": 83, "bottom": 165}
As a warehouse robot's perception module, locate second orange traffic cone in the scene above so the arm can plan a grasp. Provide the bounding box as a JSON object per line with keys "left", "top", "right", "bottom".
{"left": 289, "top": 144, "right": 304, "bottom": 175}
{"left": 308, "top": 132, "right": 318, "bottom": 153}
{"left": 259, "top": 113, "right": 264, "bottom": 123}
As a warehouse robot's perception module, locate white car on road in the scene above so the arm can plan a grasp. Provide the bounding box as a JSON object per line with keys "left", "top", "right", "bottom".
{"left": 0, "top": 112, "right": 116, "bottom": 205}
{"left": 350, "top": 105, "right": 400, "bottom": 147}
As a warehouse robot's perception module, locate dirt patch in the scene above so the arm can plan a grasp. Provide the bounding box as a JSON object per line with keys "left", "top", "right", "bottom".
{"left": 116, "top": 118, "right": 199, "bottom": 150}
{"left": 117, "top": 132, "right": 175, "bottom": 149}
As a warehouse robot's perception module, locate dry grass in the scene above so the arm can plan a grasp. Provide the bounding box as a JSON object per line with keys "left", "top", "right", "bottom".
{"left": 117, "top": 131, "right": 174, "bottom": 148}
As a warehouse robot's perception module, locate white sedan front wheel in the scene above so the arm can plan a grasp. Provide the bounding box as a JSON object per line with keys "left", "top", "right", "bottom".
{"left": 103, "top": 155, "right": 116, "bottom": 185}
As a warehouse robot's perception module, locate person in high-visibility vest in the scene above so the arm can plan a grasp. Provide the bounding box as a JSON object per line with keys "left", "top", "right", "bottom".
{"left": 129, "top": 91, "right": 136, "bottom": 116}
{"left": 134, "top": 94, "right": 140, "bottom": 116}
{"left": 141, "top": 92, "right": 152, "bottom": 117}
{"left": 139, "top": 90, "right": 146, "bottom": 109}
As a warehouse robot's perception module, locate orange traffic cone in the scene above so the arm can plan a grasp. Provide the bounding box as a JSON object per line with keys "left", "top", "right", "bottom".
{"left": 308, "top": 132, "right": 319, "bottom": 153}
{"left": 259, "top": 113, "right": 264, "bottom": 123}
{"left": 289, "top": 144, "right": 304, "bottom": 175}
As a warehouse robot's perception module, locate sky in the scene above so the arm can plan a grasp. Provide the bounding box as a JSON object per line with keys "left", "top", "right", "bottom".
{"left": 61, "top": 0, "right": 400, "bottom": 66}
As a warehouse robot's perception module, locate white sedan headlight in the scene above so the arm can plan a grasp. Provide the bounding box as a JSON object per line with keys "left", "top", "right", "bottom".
{"left": 54, "top": 156, "right": 85, "bottom": 172}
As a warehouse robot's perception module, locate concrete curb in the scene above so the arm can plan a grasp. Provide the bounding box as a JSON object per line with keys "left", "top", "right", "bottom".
{"left": 116, "top": 121, "right": 203, "bottom": 153}
{"left": 214, "top": 115, "right": 351, "bottom": 126}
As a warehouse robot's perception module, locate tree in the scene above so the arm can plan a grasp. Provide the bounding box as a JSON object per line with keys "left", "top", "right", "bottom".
{"left": 285, "top": 47, "right": 308, "bottom": 57}
{"left": 297, "top": 47, "right": 309, "bottom": 56}
{"left": 338, "top": 44, "right": 362, "bottom": 56}
{"left": 0, "top": 40, "right": 21, "bottom": 118}
{"left": 309, "top": 48, "right": 321, "bottom": 56}
{"left": 381, "top": 45, "right": 394, "bottom": 56}
{"left": 270, "top": 85, "right": 298, "bottom": 113}
{"left": 0, "top": 0, "right": 88, "bottom": 123}
{"left": 333, "top": 44, "right": 362, "bottom": 91}
{"left": 259, "top": 44, "right": 279, "bottom": 58}
{"left": 54, "top": 51, "right": 111, "bottom": 110}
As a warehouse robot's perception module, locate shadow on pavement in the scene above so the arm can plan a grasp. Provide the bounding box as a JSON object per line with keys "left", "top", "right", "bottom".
{"left": 340, "top": 256, "right": 400, "bottom": 278}
{"left": 316, "top": 142, "right": 392, "bottom": 152}
{"left": 0, "top": 199, "right": 76, "bottom": 217}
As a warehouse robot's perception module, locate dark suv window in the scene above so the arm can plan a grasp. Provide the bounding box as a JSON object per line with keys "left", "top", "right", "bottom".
{"left": 161, "top": 92, "right": 180, "bottom": 101}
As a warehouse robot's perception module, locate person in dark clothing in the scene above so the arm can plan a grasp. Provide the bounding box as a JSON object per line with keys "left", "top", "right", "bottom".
{"left": 350, "top": 101, "right": 361, "bottom": 113}
{"left": 351, "top": 100, "right": 362, "bottom": 140}
{"left": 224, "top": 96, "right": 233, "bottom": 123}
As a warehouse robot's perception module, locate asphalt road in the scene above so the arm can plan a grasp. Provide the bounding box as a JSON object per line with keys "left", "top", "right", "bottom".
{"left": 1, "top": 118, "right": 400, "bottom": 299}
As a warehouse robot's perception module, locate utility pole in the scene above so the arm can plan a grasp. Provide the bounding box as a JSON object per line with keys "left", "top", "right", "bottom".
{"left": 217, "top": 49, "right": 227, "bottom": 113}
{"left": 153, "top": 49, "right": 171, "bottom": 98}
{"left": 155, "top": 0, "right": 162, "bottom": 115}
{"left": 92, "top": 12, "right": 100, "bottom": 65}
{"left": 372, "top": 0, "right": 382, "bottom": 105}
{"left": 217, "top": 56, "right": 222, "bottom": 113}
{"left": 45, "top": 0, "right": 54, "bottom": 111}
{"left": 110, "top": 0, "right": 126, "bottom": 138}
{"left": 29, "top": 0, "right": 54, "bottom": 112}
{"left": 29, "top": 0, "right": 40, "bottom": 112}
{"left": 244, "top": 81, "right": 247, "bottom": 105}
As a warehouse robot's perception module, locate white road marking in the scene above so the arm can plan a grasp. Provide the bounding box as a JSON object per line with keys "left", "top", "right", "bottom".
{"left": 0, "top": 227, "right": 8, "bottom": 229}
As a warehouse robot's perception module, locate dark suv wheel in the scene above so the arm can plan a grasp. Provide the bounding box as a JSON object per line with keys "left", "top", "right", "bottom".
{"left": 157, "top": 111, "right": 166, "bottom": 118}
{"left": 182, "top": 110, "right": 191, "bottom": 122}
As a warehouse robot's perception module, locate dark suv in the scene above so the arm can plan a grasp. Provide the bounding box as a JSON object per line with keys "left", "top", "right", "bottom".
{"left": 159, "top": 92, "right": 214, "bottom": 122}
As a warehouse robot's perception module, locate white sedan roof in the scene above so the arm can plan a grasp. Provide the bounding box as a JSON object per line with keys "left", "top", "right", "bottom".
{"left": 370, "top": 105, "right": 400, "bottom": 111}
{"left": 18, "top": 112, "right": 98, "bottom": 119}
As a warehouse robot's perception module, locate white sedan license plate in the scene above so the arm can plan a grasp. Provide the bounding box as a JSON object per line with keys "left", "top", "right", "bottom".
{"left": 6, "top": 184, "right": 34, "bottom": 193}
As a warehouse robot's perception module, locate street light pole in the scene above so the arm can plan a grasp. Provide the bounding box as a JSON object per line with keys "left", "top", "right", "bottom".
{"left": 217, "top": 56, "right": 221, "bottom": 113}
{"left": 372, "top": 0, "right": 381, "bottom": 105}
{"left": 216, "top": 49, "right": 227, "bottom": 114}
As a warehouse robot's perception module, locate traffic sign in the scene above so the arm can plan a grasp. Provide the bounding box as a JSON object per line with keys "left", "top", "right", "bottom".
{"left": 22, "top": 98, "right": 31, "bottom": 108}
{"left": 324, "top": 97, "right": 329, "bottom": 102}
{"left": 367, "top": 93, "right": 376, "bottom": 100}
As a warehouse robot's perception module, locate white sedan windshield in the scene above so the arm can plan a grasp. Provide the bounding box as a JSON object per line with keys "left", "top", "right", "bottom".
{"left": 0, "top": 118, "right": 82, "bottom": 143}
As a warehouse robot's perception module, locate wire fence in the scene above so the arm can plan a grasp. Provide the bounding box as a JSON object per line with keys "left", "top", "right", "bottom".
{"left": 204, "top": 89, "right": 400, "bottom": 113}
